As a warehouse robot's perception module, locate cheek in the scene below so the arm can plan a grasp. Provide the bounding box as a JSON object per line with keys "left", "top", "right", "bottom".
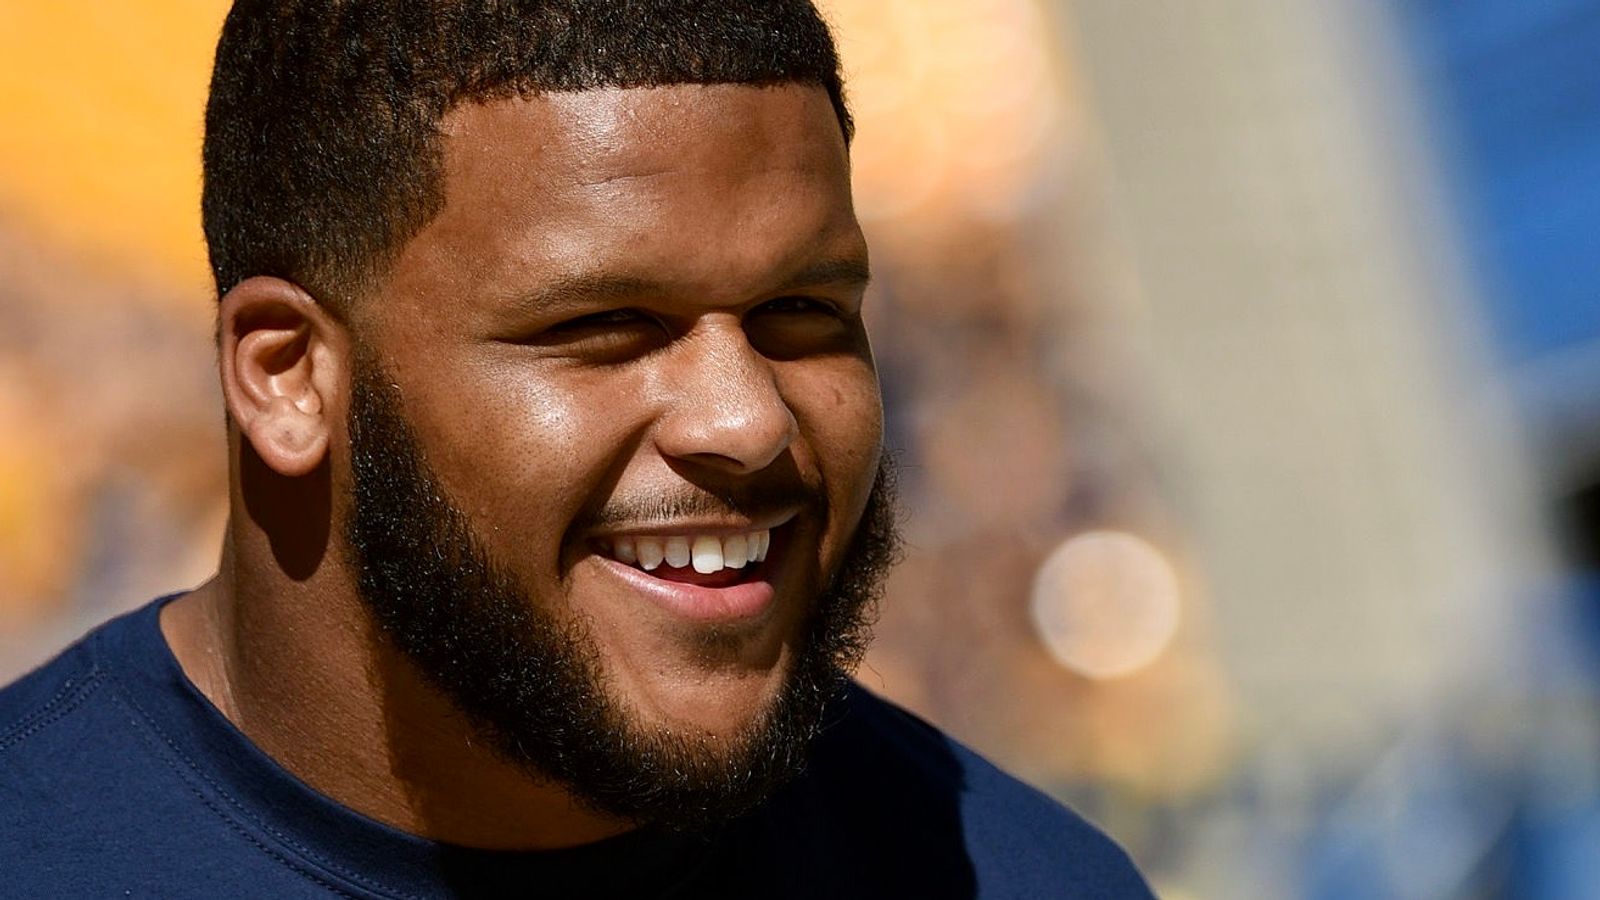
{"left": 783, "top": 359, "right": 883, "bottom": 506}
{"left": 418, "top": 369, "right": 648, "bottom": 563}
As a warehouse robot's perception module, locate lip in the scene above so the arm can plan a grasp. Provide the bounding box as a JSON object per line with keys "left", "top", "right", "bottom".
{"left": 590, "top": 522, "right": 791, "bottom": 623}
{"left": 587, "top": 510, "right": 800, "bottom": 543}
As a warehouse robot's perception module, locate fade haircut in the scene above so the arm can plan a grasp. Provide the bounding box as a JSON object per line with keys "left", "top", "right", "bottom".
{"left": 202, "top": 0, "right": 852, "bottom": 310}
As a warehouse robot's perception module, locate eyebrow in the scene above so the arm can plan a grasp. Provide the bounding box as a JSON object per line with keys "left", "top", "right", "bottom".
{"left": 513, "top": 256, "right": 872, "bottom": 316}
{"left": 772, "top": 257, "right": 872, "bottom": 295}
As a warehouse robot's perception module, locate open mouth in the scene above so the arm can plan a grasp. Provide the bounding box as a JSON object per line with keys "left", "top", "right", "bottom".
{"left": 597, "top": 528, "right": 775, "bottom": 588}
{"left": 590, "top": 522, "right": 794, "bottom": 621}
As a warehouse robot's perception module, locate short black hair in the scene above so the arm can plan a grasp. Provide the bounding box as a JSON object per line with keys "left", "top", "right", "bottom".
{"left": 201, "top": 0, "right": 851, "bottom": 309}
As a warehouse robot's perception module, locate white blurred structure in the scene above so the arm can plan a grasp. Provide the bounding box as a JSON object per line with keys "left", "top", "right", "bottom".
{"left": 1064, "top": 0, "right": 1552, "bottom": 748}
{"left": 1059, "top": 0, "right": 1565, "bottom": 893}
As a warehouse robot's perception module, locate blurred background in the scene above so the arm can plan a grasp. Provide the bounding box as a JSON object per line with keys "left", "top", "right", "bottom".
{"left": 1, "top": 1, "right": 1597, "bottom": 896}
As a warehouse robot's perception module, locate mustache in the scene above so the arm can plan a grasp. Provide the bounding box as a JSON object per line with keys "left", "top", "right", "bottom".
{"left": 578, "top": 479, "right": 823, "bottom": 531}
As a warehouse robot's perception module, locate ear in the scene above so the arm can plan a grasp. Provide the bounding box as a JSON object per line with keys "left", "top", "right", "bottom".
{"left": 218, "top": 276, "right": 346, "bottom": 477}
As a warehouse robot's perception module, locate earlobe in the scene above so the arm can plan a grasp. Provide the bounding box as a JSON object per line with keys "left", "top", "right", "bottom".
{"left": 219, "top": 277, "right": 344, "bottom": 478}
{"left": 249, "top": 397, "right": 330, "bottom": 477}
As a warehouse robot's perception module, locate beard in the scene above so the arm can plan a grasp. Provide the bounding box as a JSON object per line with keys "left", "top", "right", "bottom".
{"left": 342, "top": 351, "right": 900, "bottom": 830}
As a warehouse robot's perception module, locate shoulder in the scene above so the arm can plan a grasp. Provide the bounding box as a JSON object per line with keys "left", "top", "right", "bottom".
{"left": 0, "top": 603, "right": 323, "bottom": 897}
{"left": 1, "top": 618, "right": 123, "bottom": 873}
{"left": 0, "top": 608, "right": 151, "bottom": 806}
{"left": 0, "top": 608, "right": 161, "bottom": 872}
{"left": 783, "top": 684, "right": 1154, "bottom": 899}
{"left": 0, "top": 620, "right": 114, "bottom": 760}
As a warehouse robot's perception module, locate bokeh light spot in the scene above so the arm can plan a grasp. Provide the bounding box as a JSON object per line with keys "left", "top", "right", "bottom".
{"left": 1030, "top": 530, "right": 1181, "bottom": 679}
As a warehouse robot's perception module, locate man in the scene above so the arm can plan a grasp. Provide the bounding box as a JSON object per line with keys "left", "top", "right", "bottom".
{"left": 0, "top": 2, "right": 1152, "bottom": 896}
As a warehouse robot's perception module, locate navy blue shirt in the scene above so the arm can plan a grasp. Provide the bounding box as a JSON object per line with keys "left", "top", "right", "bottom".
{"left": 0, "top": 598, "right": 1153, "bottom": 898}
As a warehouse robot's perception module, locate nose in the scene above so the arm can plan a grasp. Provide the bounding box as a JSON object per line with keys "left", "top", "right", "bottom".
{"left": 652, "top": 320, "right": 798, "bottom": 474}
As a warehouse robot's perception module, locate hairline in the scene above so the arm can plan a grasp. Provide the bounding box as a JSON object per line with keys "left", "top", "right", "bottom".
{"left": 317, "top": 76, "right": 851, "bottom": 312}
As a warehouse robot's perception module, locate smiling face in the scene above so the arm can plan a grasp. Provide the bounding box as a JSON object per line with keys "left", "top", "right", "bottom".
{"left": 339, "top": 83, "right": 888, "bottom": 820}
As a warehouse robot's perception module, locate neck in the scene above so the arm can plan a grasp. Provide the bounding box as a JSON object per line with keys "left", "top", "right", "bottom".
{"left": 161, "top": 532, "right": 634, "bottom": 850}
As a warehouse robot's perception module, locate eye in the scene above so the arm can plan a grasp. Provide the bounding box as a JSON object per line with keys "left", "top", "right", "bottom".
{"left": 752, "top": 295, "right": 841, "bottom": 318}
{"left": 532, "top": 307, "right": 668, "bottom": 361}
{"left": 745, "top": 296, "right": 856, "bottom": 359}
{"left": 551, "top": 308, "right": 656, "bottom": 332}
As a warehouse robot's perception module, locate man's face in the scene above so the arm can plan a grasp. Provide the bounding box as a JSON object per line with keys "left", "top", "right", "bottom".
{"left": 341, "top": 84, "right": 888, "bottom": 821}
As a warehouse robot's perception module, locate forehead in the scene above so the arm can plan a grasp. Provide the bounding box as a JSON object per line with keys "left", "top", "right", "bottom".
{"left": 373, "top": 83, "right": 861, "bottom": 327}
{"left": 444, "top": 83, "right": 847, "bottom": 192}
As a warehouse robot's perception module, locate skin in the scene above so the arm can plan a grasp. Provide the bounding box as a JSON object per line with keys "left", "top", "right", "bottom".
{"left": 161, "top": 83, "right": 882, "bottom": 850}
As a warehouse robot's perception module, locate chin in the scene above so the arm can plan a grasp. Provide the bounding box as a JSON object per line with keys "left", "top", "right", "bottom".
{"left": 601, "top": 640, "right": 800, "bottom": 739}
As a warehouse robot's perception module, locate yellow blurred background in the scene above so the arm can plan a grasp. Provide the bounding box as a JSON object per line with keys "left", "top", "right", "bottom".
{"left": 4, "top": 2, "right": 1597, "bottom": 897}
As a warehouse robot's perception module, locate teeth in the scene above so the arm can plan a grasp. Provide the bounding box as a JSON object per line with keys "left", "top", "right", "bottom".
{"left": 691, "top": 535, "right": 723, "bottom": 574}
{"left": 637, "top": 537, "right": 665, "bottom": 571}
{"left": 723, "top": 534, "right": 748, "bottom": 569}
{"left": 607, "top": 529, "right": 772, "bottom": 574}
{"left": 613, "top": 537, "right": 638, "bottom": 564}
{"left": 664, "top": 536, "right": 692, "bottom": 569}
